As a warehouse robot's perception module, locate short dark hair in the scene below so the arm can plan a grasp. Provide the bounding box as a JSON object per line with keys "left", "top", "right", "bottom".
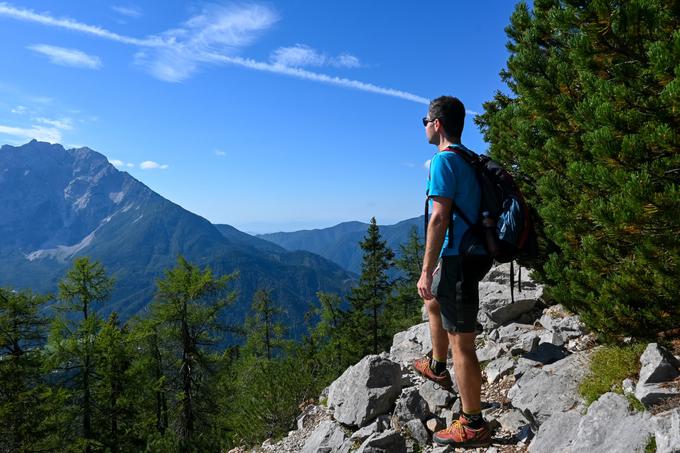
{"left": 428, "top": 96, "right": 465, "bottom": 138}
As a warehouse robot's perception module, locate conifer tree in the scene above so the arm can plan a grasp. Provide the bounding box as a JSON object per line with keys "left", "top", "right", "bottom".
{"left": 47, "top": 257, "right": 114, "bottom": 451}
{"left": 476, "top": 0, "right": 680, "bottom": 337}
{"left": 242, "top": 289, "right": 288, "bottom": 360}
{"left": 0, "top": 288, "right": 53, "bottom": 451}
{"left": 386, "top": 227, "right": 424, "bottom": 331}
{"left": 149, "top": 256, "right": 236, "bottom": 451}
{"left": 348, "top": 217, "right": 395, "bottom": 355}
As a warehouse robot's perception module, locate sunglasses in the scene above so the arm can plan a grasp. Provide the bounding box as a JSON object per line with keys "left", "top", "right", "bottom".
{"left": 422, "top": 117, "right": 438, "bottom": 126}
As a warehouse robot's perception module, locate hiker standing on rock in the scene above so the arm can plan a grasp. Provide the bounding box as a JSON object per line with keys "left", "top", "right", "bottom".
{"left": 414, "top": 96, "right": 494, "bottom": 448}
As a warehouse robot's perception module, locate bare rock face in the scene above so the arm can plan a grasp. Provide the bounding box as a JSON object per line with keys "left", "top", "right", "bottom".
{"left": 529, "top": 393, "right": 654, "bottom": 453}
{"left": 635, "top": 343, "right": 680, "bottom": 408}
{"left": 389, "top": 322, "right": 431, "bottom": 366}
{"left": 508, "top": 350, "right": 592, "bottom": 425}
{"left": 653, "top": 408, "right": 680, "bottom": 453}
{"left": 301, "top": 420, "right": 349, "bottom": 453}
{"left": 327, "top": 355, "right": 402, "bottom": 428}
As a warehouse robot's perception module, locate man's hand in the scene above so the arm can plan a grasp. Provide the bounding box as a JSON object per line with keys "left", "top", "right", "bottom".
{"left": 417, "top": 270, "right": 434, "bottom": 301}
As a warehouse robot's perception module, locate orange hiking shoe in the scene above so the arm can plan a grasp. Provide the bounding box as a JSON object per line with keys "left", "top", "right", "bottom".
{"left": 412, "top": 356, "right": 453, "bottom": 391}
{"left": 433, "top": 416, "right": 492, "bottom": 447}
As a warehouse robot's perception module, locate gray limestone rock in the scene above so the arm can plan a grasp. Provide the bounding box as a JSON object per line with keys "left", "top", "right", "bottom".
{"left": 485, "top": 356, "right": 515, "bottom": 384}
{"left": 496, "top": 323, "right": 536, "bottom": 344}
{"left": 635, "top": 382, "right": 680, "bottom": 408}
{"left": 389, "top": 323, "right": 431, "bottom": 365}
{"left": 327, "top": 355, "right": 402, "bottom": 427}
{"left": 356, "top": 429, "right": 407, "bottom": 453}
{"left": 521, "top": 342, "right": 569, "bottom": 365}
{"left": 638, "top": 343, "right": 680, "bottom": 385}
{"left": 301, "top": 420, "right": 348, "bottom": 453}
{"left": 510, "top": 331, "right": 540, "bottom": 355}
{"left": 489, "top": 298, "right": 537, "bottom": 326}
{"left": 349, "top": 420, "right": 380, "bottom": 443}
{"left": 418, "top": 381, "right": 455, "bottom": 410}
{"left": 404, "top": 419, "right": 430, "bottom": 445}
{"left": 508, "top": 351, "right": 591, "bottom": 425}
{"left": 527, "top": 410, "right": 581, "bottom": 453}
{"left": 622, "top": 378, "right": 635, "bottom": 396}
{"left": 530, "top": 393, "right": 654, "bottom": 453}
{"left": 538, "top": 307, "right": 586, "bottom": 336}
{"left": 653, "top": 408, "right": 680, "bottom": 453}
{"left": 498, "top": 409, "right": 531, "bottom": 435}
{"left": 476, "top": 339, "right": 507, "bottom": 362}
{"left": 538, "top": 330, "right": 564, "bottom": 347}
{"left": 392, "top": 387, "right": 431, "bottom": 428}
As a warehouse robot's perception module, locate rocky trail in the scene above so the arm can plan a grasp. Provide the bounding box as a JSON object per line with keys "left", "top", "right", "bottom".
{"left": 235, "top": 263, "right": 680, "bottom": 453}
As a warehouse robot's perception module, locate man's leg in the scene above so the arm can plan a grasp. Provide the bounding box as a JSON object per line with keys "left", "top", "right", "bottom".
{"left": 448, "top": 331, "right": 481, "bottom": 413}
{"left": 424, "top": 297, "right": 449, "bottom": 363}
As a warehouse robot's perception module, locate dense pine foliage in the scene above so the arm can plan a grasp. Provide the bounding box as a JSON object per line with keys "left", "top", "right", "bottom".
{"left": 476, "top": 0, "right": 680, "bottom": 338}
{"left": 0, "top": 223, "right": 422, "bottom": 451}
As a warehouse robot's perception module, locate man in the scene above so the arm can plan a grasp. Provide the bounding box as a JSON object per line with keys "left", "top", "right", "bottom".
{"left": 413, "top": 96, "right": 493, "bottom": 447}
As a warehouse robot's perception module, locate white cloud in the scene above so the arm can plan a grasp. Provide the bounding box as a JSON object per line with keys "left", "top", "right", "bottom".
{"left": 109, "top": 159, "right": 124, "bottom": 167}
{"left": 10, "top": 105, "right": 28, "bottom": 114}
{"left": 0, "top": 124, "right": 61, "bottom": 143}
{"left": 28, "top": 44, "right": 102, "bottom": 69}
{"left": 34, "top": 117, "right": 73, "bottom": 130}
{"left": 126, "top": 162, "right": 134, "bottom": 168}
{"left": 270, "top": 44, "right": 362, "bottom": 69}
{"left": 215, "top": 149, "right": 226, "bottom": 157}
{"left": 139, "top": 160, "right": 168, "bottom": 170}
{"left": 0, "top": 2, "right": 428, "bottom": 104}
{"left": 111, "top": 5, "right": 142, "bottom": 18}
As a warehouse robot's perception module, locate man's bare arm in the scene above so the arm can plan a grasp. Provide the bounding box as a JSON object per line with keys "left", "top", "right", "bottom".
{"left": 417, "top": 196, "right": 453, "bottom": 300}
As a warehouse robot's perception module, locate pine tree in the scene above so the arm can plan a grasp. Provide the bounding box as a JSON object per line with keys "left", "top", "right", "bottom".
{"left": 0, "top": 288, "right": 53, "bottom": 451}
{"left": 476, "top": 0, "right": 680, "bottom": 338}
{"left": 149, "top": 256, "right": 236, "bottom": 451}
{"left": 47, "top": 257, "right": 115, "bottom": 451}
{"left": 348, "top": 217, "right": 395, "bottom": 355}
{"left": 242, "top": 289, "right": 288, "bottom": 360}
{"left": 386, "top": 226, "right": 424, "bottom": 332}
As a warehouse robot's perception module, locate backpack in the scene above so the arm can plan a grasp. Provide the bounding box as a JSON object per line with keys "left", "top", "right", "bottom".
{"left": 424, "top": 144, "right": 537, "bottom": 264}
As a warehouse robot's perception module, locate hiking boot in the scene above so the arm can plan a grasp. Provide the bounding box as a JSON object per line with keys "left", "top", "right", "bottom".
{"left": 411, "top": 356, "right": 453, "bottom": 390}
{"left": 433, "top": 416, "right": 492, "bottom": 447}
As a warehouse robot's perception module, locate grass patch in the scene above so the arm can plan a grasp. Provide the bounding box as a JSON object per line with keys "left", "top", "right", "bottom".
{"left": 579, "top": 343, "right": 647, "bottom": 406}
{"left": 645, "top": 435, "right": 656, "bottom": 453}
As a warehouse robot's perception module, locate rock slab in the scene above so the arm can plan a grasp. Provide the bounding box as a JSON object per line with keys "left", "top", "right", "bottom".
{"left": 327, "top": 355, "right": 402, "bottom": 427}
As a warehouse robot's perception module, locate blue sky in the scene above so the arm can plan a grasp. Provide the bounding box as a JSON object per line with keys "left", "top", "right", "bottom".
{"left": 0, "top": 1, "right": 521, "bottom": 233}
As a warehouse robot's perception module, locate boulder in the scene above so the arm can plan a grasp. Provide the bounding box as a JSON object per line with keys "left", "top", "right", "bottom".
{"left": 495, "top": 323, "right": 536, "bottom": 344}
{"left": 638, "top": 343, "right": 680, "bottom": 385}
{"left": 488, "top": 298, "right": 537, "bottom": 326}
{"left": 530, "top": 393, "right": 653, "bottom": 453}
{"left": 355, "top": 430, "right": 406, "bottom": 453}
{"left": 327, "top": 355, "right": 402, "bottom": 427}
{"left": 391, "top": 387, "right": 431, "bottom": 428}
{"left": 538, "top": 330, "right": 564, "bottom": 347}
{"left": 508, "top": 351, "right": 591, "bottom": 425}
{"left": 498, "top": 409, "right": 531, "bottom": 436}
{"left": 476, "top": 339, "right": 507, "bottom": 362}
{"left": 538, "top": 306, "right": 586, "bottom": 338}
{"left": 653, "top": 408, "right": 680, "bottom": 453}
{"left": 485, "top": 356, "right": 515, "bottom": 384}
{"left": 404, "top": 419, "right": 430, "bottom": 445}
{"left": 510, "top": 331, "right": 540, "bottom": 355}
{"left": 635, "top": 382, "right": 680, "bottom": 408}
{"left": 301, "top": 420, "right": 348, "bottom": 453}
{"left": 389, "top": 323, "right": 431, "bottom": 365}
{"left": 418, "top": 380, "right": 456, "bottom": 410}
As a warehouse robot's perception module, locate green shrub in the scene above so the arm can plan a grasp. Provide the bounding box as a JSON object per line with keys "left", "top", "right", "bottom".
{"left": 579, "top": 344, "right": 646, "bottom": 406}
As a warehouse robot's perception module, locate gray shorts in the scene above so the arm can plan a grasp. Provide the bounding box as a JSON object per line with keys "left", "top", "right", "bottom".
{"left": 431, "top": 255, "right": 493, "bottom": 333}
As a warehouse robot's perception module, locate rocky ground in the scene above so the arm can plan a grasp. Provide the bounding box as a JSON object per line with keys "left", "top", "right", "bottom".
{"left": 236, "top": 263, "right": 680, "bottom": 453}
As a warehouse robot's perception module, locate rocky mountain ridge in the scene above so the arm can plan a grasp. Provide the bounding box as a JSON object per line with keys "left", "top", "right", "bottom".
{"left": 237, "top": 263, "right": 680, "bottom": 453}
{"left": 0, "top": 140, "right": 354, "bottom": 327}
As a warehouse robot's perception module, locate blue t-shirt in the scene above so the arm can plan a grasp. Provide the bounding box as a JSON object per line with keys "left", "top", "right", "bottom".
{"left": 426, "top": 144, "right": 482, "bottom": 256}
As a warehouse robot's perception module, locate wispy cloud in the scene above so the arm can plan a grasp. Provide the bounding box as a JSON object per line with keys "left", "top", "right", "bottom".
{"left": 111, "top": 5, "right": 142, "bottom": 19}
{"left": 10, "top": 105, "right": 28, "bottom": 114}
{"left": 140, "top": 160, "right": 168, "bottom": 170}
{"left": 109, "top": 159, "right": 124, "bottom": 167}
{"left": 0, "top": 124, "right": 61, "bottom": 143}
{"left": 28, "top": 44, "right": 102, "bottom": 69}
{"left": 34, "top": 116, "right": 73, "bottom": 130}
{"left": 215, "top": 149, "right": 226, "bottom": 157}
{"left": 270, "top": 44, "right": 361, "bottom": 69}
{"left": 0, "top": 2, "right": 429, "bottom": 104}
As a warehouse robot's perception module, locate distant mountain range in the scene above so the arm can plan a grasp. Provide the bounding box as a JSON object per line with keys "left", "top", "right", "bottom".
{"left": 257, "top": 217, "right": 424, "bottom": 274}
{"left": 0, "top": 140, "right": 354, "bottom": 332}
